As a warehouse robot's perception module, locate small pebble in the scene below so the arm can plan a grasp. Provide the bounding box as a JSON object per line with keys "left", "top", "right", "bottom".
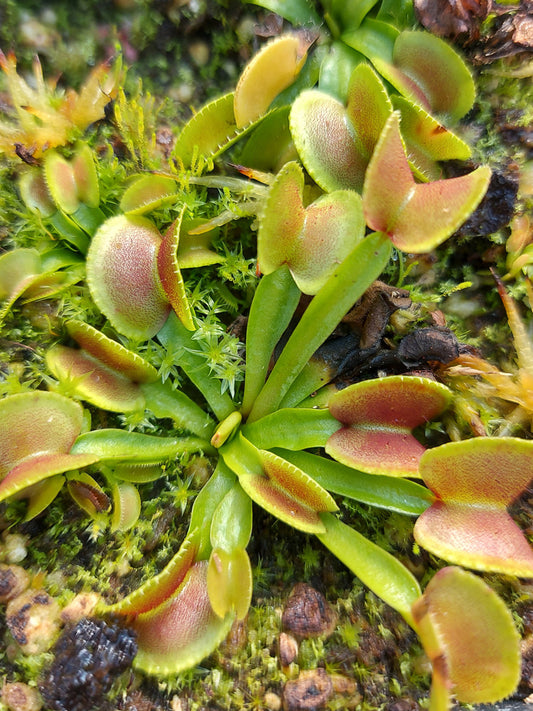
{"left": 263, "top": 690, "right": 282, "bottom": 711}
{"left": 173, "top": 83, "right": 195, "bottom": 104}
{"left": 60, "top": 592, "right": 100, "bottom": 624}
{"left": 278, "top": 631, "right": 298, "bottom": 667}
{"left": 0, "top": 565, "right": 30, "bottom": 603}
{"left": 282, "top": 583, "right": 337, "bottom": 639}
{"left": 6, "top": 589, "right": 61, "bottom": 654}
{"left": 283, "top": 668, "right": 333, "bottom": 711}
{"left": 2, "top": 682, "right": 42, "bottom": 711}
{"left": 189, "top": 40, "right": 210, "bottom": 67}
{"left": 3, "top": 534, "right": 28, "bottom": 564}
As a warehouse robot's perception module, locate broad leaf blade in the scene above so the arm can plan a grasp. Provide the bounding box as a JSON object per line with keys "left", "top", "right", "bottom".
{"left": 241, "top": 266, "right": 301, "bottom": 417}
{"left": 249, "top": 232, "right": 392, "bottom": 421}
{"left": 276, "top": 448, "right": 433, "bottom": 515}
{"left": 71, "top": 429, "right": 213, "bottom": 462}
{"left": 246, "top": 0, "right": 321, "bottom": 25}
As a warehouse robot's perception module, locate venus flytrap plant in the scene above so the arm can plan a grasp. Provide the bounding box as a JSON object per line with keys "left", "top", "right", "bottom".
{"left": 0, "top": 388, "right": 214, "bottom": 528}
{"left": 0, "top": 247, "right": 84, "bottom": 325}
{"left": 46, "top": 319, "right": 160, "bottom": 414}
{"left": 244, "top": 0, "right": 478, "bottom": 187}
{"left": 0, "top": 391, "right": 99, "bottom": 520}
{"left": 44, "top": 319, "right": 214, "bottom": 438}
{"left": 256, "top": 160, "right": 366, "bottom": 293}
{"left": 289, "top": 60, "right": 472, "bottom": 193}
{"left": 93, "top": 258, "right": 530, "bottom": 701}
{"left": 42, "top": 143, "right": 106, "bottom": 237}
{"left": 98, "top": 460, "right": 251, "bottom": 675}
{"left": 0, "top": 16, "right": 528, "bottom": 710}
{"left": 325, "top": 375, "right": 453, "bottom": 476}
{"left": 170, "top": 33, "right": 312, "bottom": 174}
{"left": 247, "top": 232, "right": 393, "bottom": 422}
{"left": 362, "top": 112, "right": 490, "bottom": 253}
{"left": 251, "top": 0, "right": 476, "bottom": 124}
{"left": 17, "top": 141, "right": 107, "bottom": 254}
{"left": 85, "top": 203, "right": 229, "bottom": 341}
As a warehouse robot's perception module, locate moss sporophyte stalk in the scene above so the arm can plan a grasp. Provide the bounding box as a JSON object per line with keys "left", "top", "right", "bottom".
{"left": 0, "top": 1, "right": 532, "bottom": 708}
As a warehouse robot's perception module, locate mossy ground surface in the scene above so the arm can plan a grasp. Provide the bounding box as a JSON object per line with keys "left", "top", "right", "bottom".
{"left": 0, "top": 2, "right": 532, "bottom": 710}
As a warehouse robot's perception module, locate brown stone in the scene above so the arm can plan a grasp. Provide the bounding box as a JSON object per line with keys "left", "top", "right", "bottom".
{"left": 6, "top": 589, "right": 60, "bottom": 654}
{"left": 2, "top": 682, "right": 42, "bottom": 711}
{"left": 279, "top": 631, "right": 299, "bottom": 667}
{"left": 282, "top": 583, "right": 337, "bottom": 639}
{"left": 60, "top": 592, "right": 100, "bottom": 624}
{"left": 282, "top": 668, "right": 333, "bottom": 711}
{"left": 0, "top": 565, "right": 30, "bottom": 603}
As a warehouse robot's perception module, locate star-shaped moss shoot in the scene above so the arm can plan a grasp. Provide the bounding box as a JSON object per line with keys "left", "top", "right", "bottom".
{"left": 0, "top": 392, "right": 99, "bottom": 516}
{"left": 257, "top": 161, "right": 365, "bottom": 294}
{"left": 414, "top": 437, "right": 533, "bottom": 576}
{"left": 0, "top": 247, "right": 83, "bottom": 325}
{"left": 46, "top": 320, "right": 159, "bottom": 413}
{"left": 363, "top": 112, "right": 491, "bottom": 253}
{"left": 412, "top": 567, "right": 521, "bottom": 709}
{"left": 326, "top": 375, "right": 452, "bottom": 477}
